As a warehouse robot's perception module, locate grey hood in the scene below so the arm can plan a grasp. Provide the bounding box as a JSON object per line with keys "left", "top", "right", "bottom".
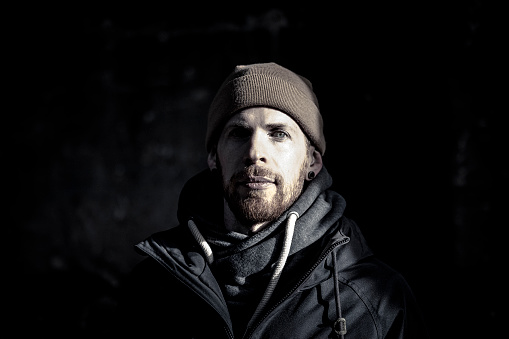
{"left": 176, "top": 165, "right": 346, "bottom": 256}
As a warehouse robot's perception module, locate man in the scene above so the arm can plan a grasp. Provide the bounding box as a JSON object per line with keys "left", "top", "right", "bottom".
{"left": 116, "top": 63, "right": 428, "bottom": 338}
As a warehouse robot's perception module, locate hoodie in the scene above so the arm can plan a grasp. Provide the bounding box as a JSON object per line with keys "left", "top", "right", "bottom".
{"left": 117, "top": 167, "right": 428, "bottom": 338}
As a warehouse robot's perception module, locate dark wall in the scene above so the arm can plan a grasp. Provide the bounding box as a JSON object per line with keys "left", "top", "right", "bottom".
{"left": 10, "top": 2, "right": 505, "bottom": 337}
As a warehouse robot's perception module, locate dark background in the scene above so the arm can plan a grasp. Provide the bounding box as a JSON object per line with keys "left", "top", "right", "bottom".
{"left": 10, "top": 2, "right": 506, "bottom": 338}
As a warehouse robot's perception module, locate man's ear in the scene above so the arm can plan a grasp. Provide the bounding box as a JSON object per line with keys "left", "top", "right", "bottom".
{"left": 207, "top": 146, "right": 217, "bottom": 170}
{"left": 306, "top": 149, "right": 323, "bottom": 180}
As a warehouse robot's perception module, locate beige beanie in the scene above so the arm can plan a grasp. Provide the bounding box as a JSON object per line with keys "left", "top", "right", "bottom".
{"left": 206, "top": 62, "right": 326, "bottom": 155}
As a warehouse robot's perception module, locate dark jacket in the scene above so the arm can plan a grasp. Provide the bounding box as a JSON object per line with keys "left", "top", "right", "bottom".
{"left": 116, "top": 168, "right": 428, "bottom": 338}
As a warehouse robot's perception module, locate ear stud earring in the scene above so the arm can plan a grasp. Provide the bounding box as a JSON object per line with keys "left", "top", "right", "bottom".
{"left": 307, "top": 171, "right": 315, "bottom": 180}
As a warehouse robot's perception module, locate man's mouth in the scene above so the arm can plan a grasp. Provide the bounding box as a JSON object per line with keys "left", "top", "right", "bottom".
{"left": 239, "top": 176, "right": 276, "bottom": 190}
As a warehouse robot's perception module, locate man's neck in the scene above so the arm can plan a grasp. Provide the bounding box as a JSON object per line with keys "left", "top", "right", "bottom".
{"left": 223, "top": 200, "right": 269, "bottom": 235}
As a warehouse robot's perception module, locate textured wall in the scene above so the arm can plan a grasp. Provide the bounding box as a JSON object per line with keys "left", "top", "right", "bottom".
{"left": 10, "top": 2, "right": 505, "bottom": 337}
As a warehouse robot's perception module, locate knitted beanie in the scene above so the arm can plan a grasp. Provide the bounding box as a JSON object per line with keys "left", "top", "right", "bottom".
{"left": 206, "top": 62, "right": 326, "bottom": 155}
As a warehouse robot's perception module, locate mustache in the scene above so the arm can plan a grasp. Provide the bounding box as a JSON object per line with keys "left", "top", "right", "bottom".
{"left": 230, "top": 166, "right": 281, "bottom": 185}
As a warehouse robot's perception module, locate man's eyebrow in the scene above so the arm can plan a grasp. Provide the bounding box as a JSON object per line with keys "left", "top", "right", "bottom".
{"left": 224, "top": 121, "right": 251, "bottom": 129}
{"left": 266, "top": 122, "right": 297, "bottom": 132}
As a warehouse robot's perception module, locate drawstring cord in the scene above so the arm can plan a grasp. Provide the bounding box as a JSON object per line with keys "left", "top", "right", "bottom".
{"left": 247, "top": 211, "right": 299, "bottom": 329}
{"left": 331, "top": 249, "right": 347, "bottom": 338}
{"left": 188, "top": 219, "right": 214, "bottom": 264}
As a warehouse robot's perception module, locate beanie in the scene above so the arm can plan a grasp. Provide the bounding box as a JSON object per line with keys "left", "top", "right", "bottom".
{"left": 206, "top": 62, "right": 326, "bottom": 155}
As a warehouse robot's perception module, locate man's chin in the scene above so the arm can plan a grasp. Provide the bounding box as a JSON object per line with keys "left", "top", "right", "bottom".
{"left": 228, "top": 197, "right": 278, "bottom": 224}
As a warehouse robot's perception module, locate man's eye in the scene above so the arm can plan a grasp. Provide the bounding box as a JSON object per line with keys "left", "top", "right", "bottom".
{"left": 271, "top": 131, "right": 289, "bottom": 139}
{"left": 229, "top": 128, "right": 250, "bottom": 138}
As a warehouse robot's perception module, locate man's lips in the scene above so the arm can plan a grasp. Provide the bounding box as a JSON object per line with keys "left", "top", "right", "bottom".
{"left": 239, "top": 176, "right": 276, "bottom": 189}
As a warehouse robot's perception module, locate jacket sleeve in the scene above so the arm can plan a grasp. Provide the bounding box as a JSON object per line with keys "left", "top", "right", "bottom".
{"left": 343, "top": 256, "right": 430, "bottom": 339}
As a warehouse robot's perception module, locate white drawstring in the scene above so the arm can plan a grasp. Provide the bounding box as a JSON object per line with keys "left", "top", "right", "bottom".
{"left": 188, "top": 219, "right": 214, "bottom": 264}
{"left": 248, "top": 211, "right": 299, "bottom": 329}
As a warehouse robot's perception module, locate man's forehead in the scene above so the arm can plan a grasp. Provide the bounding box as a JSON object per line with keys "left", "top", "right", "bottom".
{"left": 225, "top": 107, "right": 300, "bottom": 129}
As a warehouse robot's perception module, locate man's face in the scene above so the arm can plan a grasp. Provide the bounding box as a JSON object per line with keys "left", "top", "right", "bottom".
{"left": 214, "top": 107, "right": 312, "bottom": 225}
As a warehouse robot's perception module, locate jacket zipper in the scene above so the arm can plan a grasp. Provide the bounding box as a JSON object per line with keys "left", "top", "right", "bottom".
{"left": 243, "top": 236, "right": 350, "bottom": 339}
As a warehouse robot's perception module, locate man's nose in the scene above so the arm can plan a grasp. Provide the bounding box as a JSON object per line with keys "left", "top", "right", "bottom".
{"left": 244, "top": 131, "right": 268, "bottom": 165}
